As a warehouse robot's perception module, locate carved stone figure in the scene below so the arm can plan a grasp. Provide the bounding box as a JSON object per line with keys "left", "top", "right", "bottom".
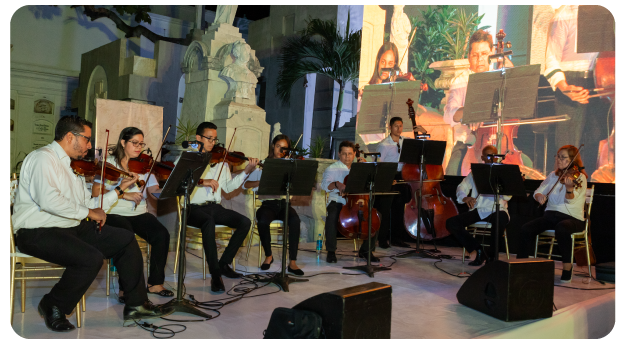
{"left": 272, "top": 122, "right": 282, "bottom": 141}
{"left": 219, "top": 41, "right": 258, "bottom": 100}
{"left": 390, "top": 5, "right": 411, "bottom": 73}
{"left": 213, "top": 5, "right": 238, "bottom": 26}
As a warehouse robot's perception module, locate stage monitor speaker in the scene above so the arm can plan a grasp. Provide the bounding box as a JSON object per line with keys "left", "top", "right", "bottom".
{"left": 457, "top": 258, "right": 554, "bottom": 322}
{"left": 293, "top": 282, "right": 392, "bottom": 338}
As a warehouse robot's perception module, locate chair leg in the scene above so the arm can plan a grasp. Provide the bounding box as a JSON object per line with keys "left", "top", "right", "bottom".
{"left": 547, "top": 237, "right": 555, "bottom": 259}
{"left": 146, "top": 244, "right": 151, "bottom": 276}
{"left": 76, "top": 302, "right": 81, "bottom": 328}
{"left": 106, "top": 259, "right": 111, "bottom": 296}
{"left": 504, "top": 230, "right": 510, "bottom": 260}
{"left": 534, "top": 235, "right": 539, "bottom": 258}
{"left": 21, "top": 276, "right": 25, "bottom": 313}
{"left": 173, "top": 225, "right": 183, "bottom": 275}
{"left": 585, "top": 235, "right": 592, "bottom": 278}
{"left": 258, "top": 235, "right": 262, "bottom": 268}
{"left": 10, "top": 258, "right": 16, "bottom": 325}
{"left": 245, "top": 229, "right": 253, "bottom": 261}
{"left": 462, "top": 247, "right": 466, "bottom": 264}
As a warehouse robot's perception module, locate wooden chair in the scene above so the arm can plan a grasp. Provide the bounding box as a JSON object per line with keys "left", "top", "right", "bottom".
{"left": 245, "top": 192, "right": 286, "bottom": 267}
{"left": 534, "top": 185, "right": 595, "bottom": 278}
{"left": 173, "top": 197, "right": 236, "bottom": 280}
{"left": 9, "top": 179, "right": 87, "bottom": 328}
{"left": 462, "top": 222, "right": 510, "bottom": 263}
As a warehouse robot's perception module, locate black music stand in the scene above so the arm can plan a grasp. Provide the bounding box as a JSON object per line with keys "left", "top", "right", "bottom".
{"left": 342, "top": 162, "right": 397, "bottom": 277}
{"left": 258, "top": 158, "right": 318, "bottom": 291}
{"left": 470, "top": 163, "right": 526, "bottom": 262}
{"left": 397, "top": 139, "right": 447, "bottom": 258}
{"left": 159, "top": 151, "right": 211, "bottom": 318}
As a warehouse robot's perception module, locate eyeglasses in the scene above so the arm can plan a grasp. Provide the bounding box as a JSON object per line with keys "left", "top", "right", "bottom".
{"left": 555, "top": 155, "right": 570, "bottom": 161}
{"left": 128, "top": 140, "right": 146, "bottom": 148}
{"left": 72, "top": 132, "right": 91, "bottom": 142}
{"left": 199, "top": 135, "right": 219, "bottom": 144}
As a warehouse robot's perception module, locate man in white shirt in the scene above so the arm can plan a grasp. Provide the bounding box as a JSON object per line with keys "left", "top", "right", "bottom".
{"left": 374, "top": 117, "right": 412, "bottom": 248}
{"left": 544, "top": 5, "right": 606, "bottom": 175}
{"left": 321, "top": 141, "right": 374, "bottom": 263}
{"left": 12, "top": 116, "right": 173, "bottom": 332}
{"left": 445, "top": 145, "right": 511, "bottom": 266}
{"left": 182, "top": 122, "right": 259, "bottom": 293}
{"left": 444, "top": 30, "right": 513, "bottom": 175}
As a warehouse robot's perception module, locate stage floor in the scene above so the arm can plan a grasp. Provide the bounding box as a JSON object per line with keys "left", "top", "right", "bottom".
{"left": 10, "top": 241, "right": 615, "bottom": 339}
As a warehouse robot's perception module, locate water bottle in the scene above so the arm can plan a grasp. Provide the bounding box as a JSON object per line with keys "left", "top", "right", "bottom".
{"left": 316, "top": 234, "right": 322, "bottom": 257}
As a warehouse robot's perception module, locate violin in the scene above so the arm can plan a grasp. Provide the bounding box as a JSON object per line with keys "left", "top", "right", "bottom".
{"left": 557, "top": 165, "right": 583, "bottom": 190}
{"left": 337, "top": 144, "right": 382, "bottom": 239}
{"left": 402, "top": 99, "right": 458, "bottom": 241}
{"left": 71, "top": 159, "right": 146, "bottom": 188}
{"left": 129, "top": 152, "right": 175, "bottom": 181}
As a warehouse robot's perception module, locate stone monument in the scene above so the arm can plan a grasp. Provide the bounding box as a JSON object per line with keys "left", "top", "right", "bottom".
{"left": 179, "top": 4, "right": 269, "bottom": 161}
{"left": 390, "top": 5, "right": 411, "bottom": 73}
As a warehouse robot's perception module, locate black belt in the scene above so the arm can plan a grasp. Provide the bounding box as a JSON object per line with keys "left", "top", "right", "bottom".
{"left": 192, "top": 201, "right": 218, "bottom": 206}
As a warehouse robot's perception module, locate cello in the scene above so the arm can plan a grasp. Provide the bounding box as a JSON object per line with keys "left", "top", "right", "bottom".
{"left": 338, "top": 144, "right": 382, "bottom": 240}
{"left": 402, "top": 99, "right": 459, "bottom": 241}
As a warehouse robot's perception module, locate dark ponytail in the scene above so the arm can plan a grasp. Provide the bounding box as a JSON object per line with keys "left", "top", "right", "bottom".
{"left": 109, "top": 127, "right": 144, "bottom": 166}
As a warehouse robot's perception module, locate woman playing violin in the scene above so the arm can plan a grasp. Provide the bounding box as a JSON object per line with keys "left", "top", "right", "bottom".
{"left": 243, "top": 135, "right": 304, "bottom": 275}
{"left": 92, "top": 127, "right": 174, "bottom": 300}
{"left": 517, "top": 145, "right": 588, "bottom": 283}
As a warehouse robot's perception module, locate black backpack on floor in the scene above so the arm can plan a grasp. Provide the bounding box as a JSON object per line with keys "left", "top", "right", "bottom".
{"left": 263, "top": 307, "right": 323, "bottom": 339}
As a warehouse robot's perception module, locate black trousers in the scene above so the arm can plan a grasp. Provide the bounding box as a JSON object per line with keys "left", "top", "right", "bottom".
{"left": 375, "top": 171, "right": 412, "bottom": 244}
{"left": 324, "top": 201, "right": 377, "bottom": 253}
{"left": 187, "top": 203, "right": 251, "bottom": 276}
{"left": 106, "top": 213, "right": 170, "bottom": 287}
{"left": 15, "top": 221, "right": 147, "bottom": 314}
{"left": 256, "top": 200, "right": 300, "bottom": 261}
{"left": 517, "top": 210, "right": 585, "bottom": 263}
{"left": 445, "top": 209, "right": 509, "bottom": 256}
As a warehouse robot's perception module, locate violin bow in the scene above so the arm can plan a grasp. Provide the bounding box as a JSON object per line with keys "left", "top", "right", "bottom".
{"left": 138, "top": 125, "right": 172, "bottom": 195}
{"left": 542, "top": 143, "right": 584, "bottom": 201}
{"left": 98, "top": 129, "right": 110, "bottom": 233}
{"left": 214, "top": 127, "right": 238, "bottom": 191}
{"left": 289, "top": 134, "right": 303, "bottom": 159}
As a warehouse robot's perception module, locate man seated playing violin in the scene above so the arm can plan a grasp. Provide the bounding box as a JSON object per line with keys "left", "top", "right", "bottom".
{"left": 12, "top": 115, "right": 173, "bottom": 332}
{"left": 178, "top": 121, "right": 259, "bottom": 293}
{"left": 321, "top": 141, "right": 378, "bottom": 263}
{"left": 445, "top": 145, "right": 511, "bottom": 266}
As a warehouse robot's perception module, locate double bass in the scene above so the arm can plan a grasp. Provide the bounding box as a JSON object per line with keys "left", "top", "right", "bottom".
{"left": 402, "top": 99, "right": 459, "bottom": 241}
{"left": 338, "top": 144, "right": 382, "bottom": 239}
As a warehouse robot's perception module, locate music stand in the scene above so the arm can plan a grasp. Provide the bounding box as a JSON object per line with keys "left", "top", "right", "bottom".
{"left": 342, "top": 162, "right": 397, "bottom": 277}
{"left": 258, "top": 158, "right": 319, "bottom": 291}
{"left": 462, "top": 65, "right": 541, "bottom": 152}
{"left": 397, "top": 139, "right": 446, "bottom": 258}
{"left": 158, "top": 151, "right": 211, "bottom": 318}
{"left": 470, "top": 163, "right": 526, "bottom": 262}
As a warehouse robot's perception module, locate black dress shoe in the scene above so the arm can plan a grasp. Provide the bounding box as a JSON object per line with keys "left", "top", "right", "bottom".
{"left": 38, "top": 299, "right": 75, "bottom": 332}
{"left": 123, "top": 300, "right": 175, "bottom": 320}
{"left": 220, "top": 264, "right": 243, "bottom": 278}
{"left": 468, "top": 249, "right": 487, "bottom": 266}
{"left": 287, "top": 266, "right": 304, "bottom": 276}
{"left": 379, "top": 241, "right": 390, "bottom": 249}
{"left": 358, "top": 251, "right": 381, "bottom": 262}
{"left": 211, "top": 275, "right": 226, "bottom": 292}
{"left": 391, "top": 240, "right": 411, "bottom": 248}
{"left": 260, "top": 258, "right": 274, "bottom": 271}
{"left": 326, "top": 251, "right": 337, "bottom": 263}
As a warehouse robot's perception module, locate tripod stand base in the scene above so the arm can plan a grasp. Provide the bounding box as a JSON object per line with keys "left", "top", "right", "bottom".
{"left": 163, "top": 298, "right": 211, "bottom": 318}
{"left": 267, "top": 274, "right": 309, "bottom": 292}
{"left": 396, "top": 249, "right": 435, "bottom": 259}
{"left": 343, "top": 265, "right": 391, "bottom": 278}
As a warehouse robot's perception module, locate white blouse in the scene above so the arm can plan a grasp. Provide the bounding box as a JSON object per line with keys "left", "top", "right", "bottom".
{"left": 534, "top": 171, "right": 587, "bottom": 221}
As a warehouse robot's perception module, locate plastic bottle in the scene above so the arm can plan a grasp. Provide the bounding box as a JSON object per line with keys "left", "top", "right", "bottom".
{"left": 316, "top": 234, "right": 322, "bottom": 257}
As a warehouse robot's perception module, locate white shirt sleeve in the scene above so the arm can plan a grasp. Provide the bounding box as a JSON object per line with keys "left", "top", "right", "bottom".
{"left": 456, "top": 174, "right": 472, "bottom": 204}
{"left": 220, "top": 164, "right": 249, "bottom": 194}
{"left": 242, "top": 169, "right": 261, "bottom": 190}
{"left": 534, "top": 172, "right": 556, "bottom": 197}
{"left": 544, "top": 10, "right": 568, "bottom": 89}
{"left": 444, "top": 75, "right": 467, "bottom": 126}
{"left": 321, "top": 167, "right": 336, "bottom": 192}
{"left": 28, "top": 154, "right": 89, "bottom": 220}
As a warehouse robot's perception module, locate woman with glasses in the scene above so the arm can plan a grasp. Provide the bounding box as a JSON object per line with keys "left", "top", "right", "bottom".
{"left": 92, "top": 127, "right": 173, "bottom": 302}
{"left": 243, "top": 134, "right": 304, "bottom": 275}
{"left": 516, "top": 145, "right": 588, "bottom": 283}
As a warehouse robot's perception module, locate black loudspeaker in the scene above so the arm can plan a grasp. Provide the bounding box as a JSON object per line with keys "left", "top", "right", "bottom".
{"left": 293, "top": 282, "right": 392, "bottom": 338}
{"left": 457, "top": 258, "right": 554, "bottom": 321}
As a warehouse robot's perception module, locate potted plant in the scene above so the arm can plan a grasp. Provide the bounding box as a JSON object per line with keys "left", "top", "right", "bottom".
{"left": 163, "top": 119, "right": 199, "bottom": 162}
